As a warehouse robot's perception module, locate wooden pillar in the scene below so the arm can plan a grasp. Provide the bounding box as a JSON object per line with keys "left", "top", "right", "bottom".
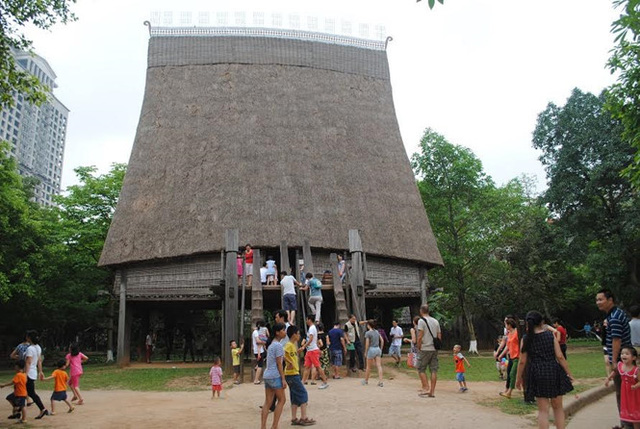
{"left": 330, "top": 253, "right": 349, "bottom": 325}
{"left": 223, "top": 229, "right": 239, "bottom": 373}
{"left": 117, "top": 270, "right": 132, "bottom": 366}
{"left": 251, "top": 249, "right": 263, "bottom": 328}
{"left": 419, "top": 267, "right": 428, "bottom": 305}
{"left": 280, "top": 241, "right": 290, "bottom": 308}
{"left": 349, "top": 230, "right": 367, "bottom": 329}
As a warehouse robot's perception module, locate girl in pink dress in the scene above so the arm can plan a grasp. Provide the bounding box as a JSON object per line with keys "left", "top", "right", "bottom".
{"left": 606, "top": 346, "right": 640, "bottom": 428}
{"left": 65, "top": 344, "right": 89, "bottom": 405}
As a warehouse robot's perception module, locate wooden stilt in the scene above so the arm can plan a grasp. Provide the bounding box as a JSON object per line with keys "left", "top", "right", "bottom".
{"left": 349, "top": 230, "right": 367, "bottom": 329}
{"left": 330, "top": 253, "right": 349, "bottom": 325}
{"left": 280, "top": 241, "right": 290, "bottom": 309}
{"left": 223, "top": 229, "right": 239, "bottom": 373}
{"left": 117, "top": 270, "right": 131, "bottom": 367}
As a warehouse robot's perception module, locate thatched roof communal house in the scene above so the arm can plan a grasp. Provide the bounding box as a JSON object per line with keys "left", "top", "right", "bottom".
{"left": 100, "top": 25, "right": 442, "bottom": 366}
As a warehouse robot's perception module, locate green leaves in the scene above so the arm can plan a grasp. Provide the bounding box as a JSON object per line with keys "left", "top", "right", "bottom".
{"left": 418, "top": 0, "right": 445, "bottom": 9}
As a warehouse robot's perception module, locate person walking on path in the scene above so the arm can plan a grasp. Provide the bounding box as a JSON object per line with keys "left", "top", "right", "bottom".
{"left": 362, "top": 319, "right": 384, "bottom": 387}
{"left": 516, "top": 310, "right": 574, "bottom": 429}
{"left": 416, "top": 304, "right": 441, "bottom": 398}
{"left": 498, "top": 317, "right": 520, "bottom": 399}
{"left": 597, "top": 288, "right": 633, "bottom": 429}
{"left": 605, "top": 346, "right": 640, "bottom": 428}
{"left": 65, "top": 343, "right": 88, "bottom": 405}
{"left": 24, "top": 330, "right": 49, "bottom": 419}
{"left": 260, "top": 323, "right": 287, "bottom": 429}
{"left": 389, "top": 320, "right": 403, "bottom": 367}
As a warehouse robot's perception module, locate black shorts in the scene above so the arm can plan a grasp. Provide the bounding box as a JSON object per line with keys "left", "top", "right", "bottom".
{"left": 255, "top": 354, "right": 264, "bottom": 368}
{"left": 233, "top": 365, "right": 241, "bottom": 374}
{"left": 51, "top": 391, "right": 68, "bottom": 401}
{"left": 6, "top": 393, "right": 26, "bottom": 407}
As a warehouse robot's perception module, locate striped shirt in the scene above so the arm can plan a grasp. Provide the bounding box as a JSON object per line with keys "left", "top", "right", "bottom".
{"left": 605, "top": 307, "right": 631, "bottom": 363}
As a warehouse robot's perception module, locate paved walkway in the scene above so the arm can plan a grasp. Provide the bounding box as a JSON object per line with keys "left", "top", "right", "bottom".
{"left": 567, "top": 392, "right": 620, "bottom": 429}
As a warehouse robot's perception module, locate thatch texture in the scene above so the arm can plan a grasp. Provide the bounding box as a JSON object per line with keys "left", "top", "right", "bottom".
{"left": 99, "top": 33, "right": 442, "bottom": 268}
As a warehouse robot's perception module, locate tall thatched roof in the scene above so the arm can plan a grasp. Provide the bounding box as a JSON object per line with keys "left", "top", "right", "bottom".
{"left": 99, "top": 28, "right": 442, "bottom": 268}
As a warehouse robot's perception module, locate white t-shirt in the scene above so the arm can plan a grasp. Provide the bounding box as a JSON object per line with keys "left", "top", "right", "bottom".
{"left": 25, "top": 344, "right": 41, "bottom": 380}
{"left": 280, "top": 275, "right": 297, "bottom": 295}
{"left": 417, "top": 316, "right": 441, "bottom": 352}
{"left": 260, "top": 267, "right": 268, "bottom": 283}
{"left": 252, "top": 329, "right": 264, "bottom": 355}
{"left": 306, "top": 324, "right": 318, "bottom": 351}
{"left": 390, "top": 326, "right": 403, "bottom": 347}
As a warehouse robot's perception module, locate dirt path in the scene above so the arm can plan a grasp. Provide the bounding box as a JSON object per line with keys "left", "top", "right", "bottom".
{"left": 0, "top": 368, "right": 535, "bottom": 428}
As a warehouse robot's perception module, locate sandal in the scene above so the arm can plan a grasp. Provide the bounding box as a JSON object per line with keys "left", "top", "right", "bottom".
{"left": 35, "top": 410, "right": 49, "bottom": 420}
{"left": 299, "top": 418, "right": 316, "bottom": 426}
{"left": 291, "top": 418, "right": 302, "bottom": 426}
{"left": 418, "top": 392, "right": 435, "bottom": 398}
{"left": 499, "top": 392, "right": 511, "bottom": 399}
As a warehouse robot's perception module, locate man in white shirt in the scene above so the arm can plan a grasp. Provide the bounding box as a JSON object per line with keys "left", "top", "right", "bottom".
{"left": 280, "top": 271, "right": 301, "bottom": 323}
{"left": 259, "top": 263, "right": 268, "bottom": 285}
{"left": 389, "top": 320, "right": 404, "bottom": 367}
{"left": 301, "top": 316, "right": 328, "bottom": 389}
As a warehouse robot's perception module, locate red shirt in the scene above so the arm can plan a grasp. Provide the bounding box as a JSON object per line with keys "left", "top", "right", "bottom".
{"left": 557, "top": 325, "right": 567, "bottom": 345}
{"left": 245, "top": 249, "right": 253, "bottom": 264}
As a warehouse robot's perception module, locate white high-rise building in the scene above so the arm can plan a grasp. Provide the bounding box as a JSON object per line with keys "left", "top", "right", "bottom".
{"left": 0, "top": 50, "right": 69, "bottom": 206}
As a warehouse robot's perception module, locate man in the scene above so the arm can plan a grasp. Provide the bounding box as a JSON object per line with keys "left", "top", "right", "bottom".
{"left": 596, "top": 289, "right": 632, "bottom": 429}
{"left": 327, "top": 321, "right": 347, "bottom": 379}
{"left": 280, "top": 271, "right": 301, "bottom": 324}
{"left": 275, "top": 310, "right": 291, "bottom": 346}
{"left": 416, "top": 304, "right": 441, "bottom": 398}
{"left": 344, "top": 315, "right": 364, "bottom": 372}
{"left": 552, "top": 318, "right": 568, "bottom": 359}
{"left": 389, "top": 320, "right": 403, "bottom": 367}
{"left": 629, "top": 305, "right": 640, "bottom": 358}
{"left": 301, "top": 316, "right": 329, "bottom": 389}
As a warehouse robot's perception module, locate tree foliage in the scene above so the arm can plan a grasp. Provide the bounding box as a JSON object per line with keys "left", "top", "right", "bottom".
{"left": 0, "top": 0, "right": 76, "bottom": 108}
{"left": 416, "top": 0, "right": 445, "bottom": 9}
{"left": 533, "top": 88, "right": 640, "bottom": 302}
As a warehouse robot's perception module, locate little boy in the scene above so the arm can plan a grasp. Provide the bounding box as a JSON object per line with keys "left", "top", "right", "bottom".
{"left": 284, "top": 325, "right": 316, "bottom": 426}
{"left": 210, "top": 356, "right": 223, "bottom": 398}
{"left": 0, "top": 359, "right": 27, "bottom": 422}
{"left": 231, "top": 340, "right": 244, "bottom": 384}
{"left": 43, "top": 359, "right": 74, "bottom": 414}
{"left": 453, "top": 344, "right": 471, "bottom": 392}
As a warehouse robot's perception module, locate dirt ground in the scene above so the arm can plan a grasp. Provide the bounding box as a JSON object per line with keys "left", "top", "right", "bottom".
{"left": 0, "top": 364, "right": 539, "bottom": 429}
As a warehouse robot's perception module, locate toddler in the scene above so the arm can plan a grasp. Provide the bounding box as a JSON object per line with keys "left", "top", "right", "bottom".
{"left": 210, "top": 356, "right": 223, "bottom": 398}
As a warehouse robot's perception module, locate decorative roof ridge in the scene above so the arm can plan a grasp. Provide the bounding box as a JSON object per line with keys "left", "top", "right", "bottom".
{"left": 144, "top": 23, "right": 391, "bottom": 51}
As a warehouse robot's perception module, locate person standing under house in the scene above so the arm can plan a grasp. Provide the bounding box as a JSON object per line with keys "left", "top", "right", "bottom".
{"left": 244, "top": 244, "right": 254, "bottom": 287}
{"left": 552, "top": 319, "right": 568, "bottom": 359}
{"left": 300, "top": 273, "right": 323, "bottom": 323}
{"left": 596, "top": 288, "right": 633, "bottom": 429}
{"left": 145, "top": 331, "right": 155, "bottom": 364}
{"left": 629, "top": 306, "right": 640, "bottom": 359}
{"left": 344, "top": 314, "right": 365, "bottom": 373}
{"left": 280, "top": 271, "right": 301, "bottom": 324}
{"left": 416, "top": 304, "right": 441, "bottom": 398}
{"left": 327, "top": 321, "right": 347, "bottom": 379}
{"left": 389, "top": 320, "right": 403, "bottom": 366}
{"left": 252, "top": 321, "right": 267, "bottom": 384}
{"left": 183, "top": 327, "right": 195, "bottom": 363}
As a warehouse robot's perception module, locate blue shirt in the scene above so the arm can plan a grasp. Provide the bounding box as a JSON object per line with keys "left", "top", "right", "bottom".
{"left": 328, "top": 328, "right": 344, "bottom": 351}
{"left": 606, "top": 307, "right": 631, "bottom": 363}
{"left": 264, "top": 341, "right": 284, "bottom": 379}
{"left": 308, "top": 278, "right": 322, "bottom": 297}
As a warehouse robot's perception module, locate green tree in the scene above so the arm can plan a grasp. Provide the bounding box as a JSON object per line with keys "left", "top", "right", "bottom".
{"left": 0, "top": 0, "right": 76, "bottom": 108}
{"left": 411, "top": 129, "right": 528, "bottom": 348}
{"left": 533, "top": 88, "right": 640, "bottom": 302}
{"left": 416, "top": 0, "right": 445, "bottom": 9}
{"left": 607, "top": 0, "right": 640, "bottom": 188}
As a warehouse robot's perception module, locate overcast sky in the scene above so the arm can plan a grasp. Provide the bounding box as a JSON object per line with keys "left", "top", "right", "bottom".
{"left": 24, "top": 0, "right": 619, "bottom": 192}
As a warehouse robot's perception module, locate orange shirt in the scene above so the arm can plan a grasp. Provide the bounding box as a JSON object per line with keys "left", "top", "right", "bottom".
{"left": 454, "top": 353, "right": 466, "bottom": 373}
{"left": 506, "top": 330, "right": 520, "bottom": 359}
{"left": 52, "top": 369, "right": 69, "bottom": 392}
{"left": 13, "top": 372, "right": 27, "bottom": 397}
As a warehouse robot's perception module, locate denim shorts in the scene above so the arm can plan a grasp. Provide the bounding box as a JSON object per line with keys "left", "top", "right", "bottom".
{"left": 330, "top": 349, "right": 343, "bottom": 366}
{"left": 283, "top": 294, "right": 297, "bottom": 311}
{"left": 367, "top": 346, "right": 382, "bottom": 360}
{"left": 285, "top": 374, "right": 308, "bottom": 406}
{"left": 264, "top": 377, "right": 283, "bottom": 390}
{"left": 456, "top": 372, "right": 466, "bottom": 382}
{"left": 389, "top": 344, "right": 401, "bottom": 357}
{"left": 51, "top": 391, "right": 68, "bottom": 401}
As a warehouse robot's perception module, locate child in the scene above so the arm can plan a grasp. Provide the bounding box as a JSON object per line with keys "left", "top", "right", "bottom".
{"left": 0, "top": 359, "right": 27, "bottom": 422}
{"left": 284, "top": 325, "right": 316, "bottom": 426}
{"left": 231, "top": 340, "right": 244, "bottom": 384}
{"left": 65, "top": 343, "right": 88, "bottom": 405}
{"left": 493, "top": 335, "right": 504, "bottom": 379}
{"left": 453, "top": 344, "right": 471, "bottom": 392}
{"left": 605, "top": 346, "right": 640, "bottom": 427}
{"left": 43, "top": 359, "right": 74, "bottom": 414}
{"left": 210, "top": 356, "right": 223, "bottom": 398}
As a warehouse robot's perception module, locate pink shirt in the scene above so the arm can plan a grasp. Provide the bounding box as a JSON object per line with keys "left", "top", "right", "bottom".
{"left": 210, "top": 366, "right": 223, "bottom": 386}
{"left": 65, "top": 353, "right": 87, "bottom": 376}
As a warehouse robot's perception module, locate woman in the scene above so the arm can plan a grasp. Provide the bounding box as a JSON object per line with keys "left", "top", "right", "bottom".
{"left": 404, "top": 316, "right": 420, "bottom": 373}
{"left": 516, "top": 311, "right": 573, "bottom": 429}
{"left": 316, "top": 323, "right": 330, "bottom": 379}
{"left": 337, "top": 254, "right": 346, "bottom": 282}
{"left": 260, "top": 323, "right": 287, "bottom": 429}
{"left": 362, "top": 319, "right": 384, "bottom": 387}
{"left": 498, "top": 317, "right": 520, "bottom": 399}
{"left": 24, "top": 330, "right": 49, "bottom": 419}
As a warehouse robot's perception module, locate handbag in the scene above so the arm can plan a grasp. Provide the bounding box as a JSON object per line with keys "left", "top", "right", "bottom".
{"left": 346, "top": 342, "right": 355, "bottom": 351}
{"left": 422, "top": 317, "right": 442, "bottom": 350}
{"left": 407, "top": 351, "right": 417, "bottom": 368}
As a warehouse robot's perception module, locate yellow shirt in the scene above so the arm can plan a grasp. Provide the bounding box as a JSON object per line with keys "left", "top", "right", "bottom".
{"left": 231, "top": 347, "right": 241, "bottom": 366}
{"left": 284, "top": 341, "right": 299, "bottom": 376}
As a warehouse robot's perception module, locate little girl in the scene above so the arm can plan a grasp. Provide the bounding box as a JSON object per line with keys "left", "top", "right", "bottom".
{"left": 210, "top": 356, "right": 223, "bottom": 399}
{"left": 606, "top": 346, "right": 640, "bottom": 428}
{"left": 65, "top": 343, "right": 88, "bottom": 405}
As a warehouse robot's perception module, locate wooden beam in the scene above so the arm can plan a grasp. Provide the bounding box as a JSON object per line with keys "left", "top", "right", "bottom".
{"left": 117, "top": 270, "right": 130, "bottom": 366}
{"left": 280, "top": 241, "right": 290, "bottom": 309}
{"left": 223, "top": 229, "right": 239, "bottom": 373}
{"left": 419, "top": 267, "right": 428, "bottom": 305}
{"left": 348, "top": 230, "right": 367, "bottom": 327}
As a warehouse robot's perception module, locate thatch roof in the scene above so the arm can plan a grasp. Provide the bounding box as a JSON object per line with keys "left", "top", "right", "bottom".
{"left": 99, "top": 30, "right": 442, "bottom": 268}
